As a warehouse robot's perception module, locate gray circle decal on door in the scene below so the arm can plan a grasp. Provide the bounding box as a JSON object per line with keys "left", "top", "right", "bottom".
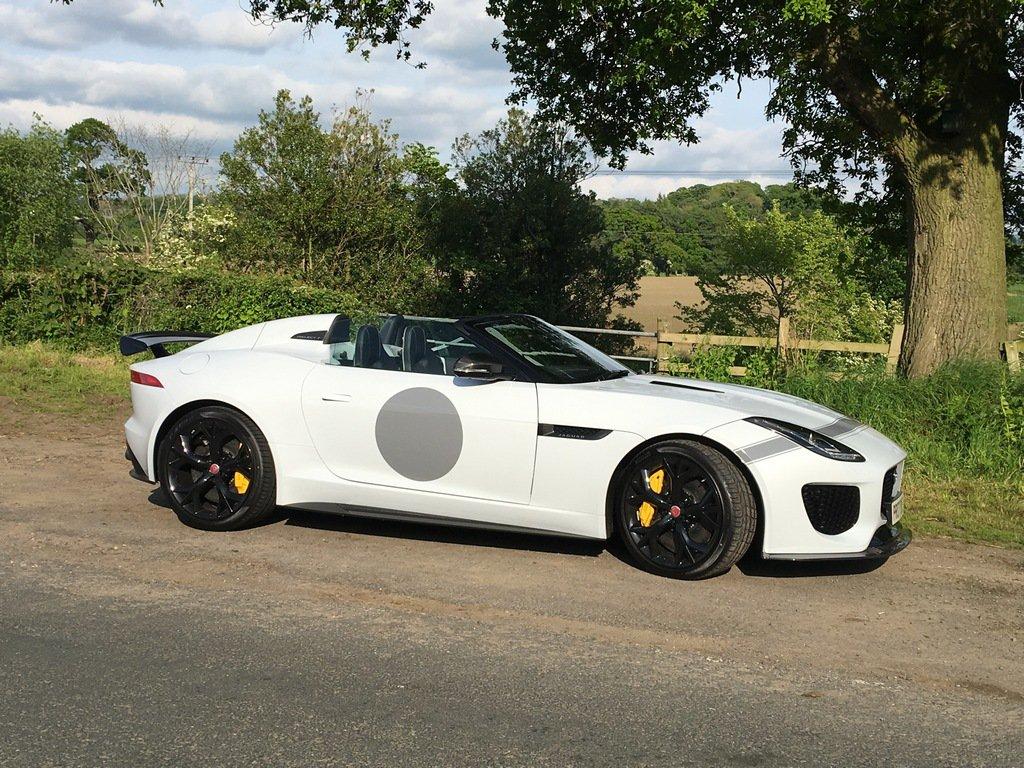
{"left": 374, "top": 387, "right": 463, "bottom": 481}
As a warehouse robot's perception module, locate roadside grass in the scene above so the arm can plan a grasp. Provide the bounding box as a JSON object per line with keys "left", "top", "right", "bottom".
{"left": 0, "top": 342, "right": 1021, "bottom": 549}
{"left": 779, "top": 364, "right": 1024, "bottom": 547}
{"left": 1010, "top": 281, "right": 1023, "bottom": 324}
{"left": 0, "top": 342, "right": 129, "bottom": 423}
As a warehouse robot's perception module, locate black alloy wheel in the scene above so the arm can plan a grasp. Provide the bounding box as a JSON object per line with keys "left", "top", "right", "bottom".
{"left": 157, "top": 406, "right": 276, "bottom": 531}
{"left": 616, "top": 439, "right": 756, "bottom": 579}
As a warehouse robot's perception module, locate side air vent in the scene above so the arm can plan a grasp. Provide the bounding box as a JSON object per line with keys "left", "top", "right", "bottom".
{"left": 538, "top": 424, "right": 611, "bottom": 441}
{"left": 801, "top": 484, "right": 860, "bottom": 535}
{"left": 881, "top": 465, "right": 899, "bottom": 516}
{"left": 650, "top": 380, "right": 722, "bottom": 394}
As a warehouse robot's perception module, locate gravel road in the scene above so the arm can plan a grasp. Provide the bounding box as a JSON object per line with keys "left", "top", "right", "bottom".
{"left": 1, "top": 405, "right": 1022, "bottom": 766}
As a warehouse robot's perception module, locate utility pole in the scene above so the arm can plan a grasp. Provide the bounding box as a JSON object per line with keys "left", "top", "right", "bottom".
{"left": 181, "top": 155, "right": 210, "bottom": 230}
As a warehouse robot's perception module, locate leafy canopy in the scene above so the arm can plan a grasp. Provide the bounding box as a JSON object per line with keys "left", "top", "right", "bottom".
{"left": 0, "top": 118, "right": 76, "bottom": 267}
{"left": 432, "top": 109, "right": 642, "bottom": 325}
{"left": 680, "top": 204, "right": 900, "bottom": 343}
{"left": 218, "top": 89, "right": 435, "bottom": 308}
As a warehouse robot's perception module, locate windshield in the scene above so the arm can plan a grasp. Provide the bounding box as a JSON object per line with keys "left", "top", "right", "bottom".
{"left": 469, "top": 316, "right": 630, "bottom": 384}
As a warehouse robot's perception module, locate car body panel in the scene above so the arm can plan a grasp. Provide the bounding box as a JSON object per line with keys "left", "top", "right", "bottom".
{"left": 125, "top": 313, "right": 909, "bottom": 556}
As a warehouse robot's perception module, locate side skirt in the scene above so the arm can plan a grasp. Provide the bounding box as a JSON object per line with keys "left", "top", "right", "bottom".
{"left": 282, "top": 502, "right": 604, "bottom": 541}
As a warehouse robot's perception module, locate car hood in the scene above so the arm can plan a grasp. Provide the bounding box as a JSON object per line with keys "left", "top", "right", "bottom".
{"left": 588, "top": 374, "right": 854, "bottom": 432}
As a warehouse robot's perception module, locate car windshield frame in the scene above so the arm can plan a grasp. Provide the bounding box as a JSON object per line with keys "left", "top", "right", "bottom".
{"left": 459, "top": 314, "right": 631, "bottom": 385}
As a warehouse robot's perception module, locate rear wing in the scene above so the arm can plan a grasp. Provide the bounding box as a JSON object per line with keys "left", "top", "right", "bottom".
{"left": 119, "top": 331, "right": 214, "bottom": 358}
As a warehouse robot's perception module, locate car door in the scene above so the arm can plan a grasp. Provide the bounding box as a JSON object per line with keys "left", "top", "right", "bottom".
{"left": 301, "top": 319, "right": 539, "bottom": 504}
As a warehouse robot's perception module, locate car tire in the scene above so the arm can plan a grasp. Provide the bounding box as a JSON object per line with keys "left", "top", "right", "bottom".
{"left": 157, "top": 405, "right": 277, "bottom": 531}
{"left": 614, "top": 439, "right": 756, "bottom": 579}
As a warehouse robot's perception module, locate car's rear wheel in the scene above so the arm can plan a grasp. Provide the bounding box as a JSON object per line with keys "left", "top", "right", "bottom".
{"left": 157, "top": 405, "right": 276, "bottom": 531}
{"left": 615, "top": 439, "right": 756, "bottom": 579}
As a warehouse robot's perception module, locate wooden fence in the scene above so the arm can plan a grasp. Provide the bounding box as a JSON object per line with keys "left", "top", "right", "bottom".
{"left": 564, "top": 318, "right": 1022, "bottom": 376}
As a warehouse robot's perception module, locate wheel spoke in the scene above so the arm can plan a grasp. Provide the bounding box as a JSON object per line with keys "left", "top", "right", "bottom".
{"left": 188, "top": 474, "right": 215, "bottom": 511}
{"left": 672, "top": 523, "right": 697, "bottom": 565}
{"left": 215, "top": 479, "right": 236, "bottom": 517}
{"left": 172, "top": 437, "right": 206, "bottom": 468}
{"left": 693, "top": 487, "right": 716, "bottom": 511}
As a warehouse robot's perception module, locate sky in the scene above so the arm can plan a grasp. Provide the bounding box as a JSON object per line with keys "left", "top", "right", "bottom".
{"left": 0, "top": 0, "right": 795, "bottom": 199}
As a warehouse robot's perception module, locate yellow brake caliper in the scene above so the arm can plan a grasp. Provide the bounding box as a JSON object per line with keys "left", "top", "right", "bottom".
{"left": 233, "top": 471, "right": 251, "bottom": 494}
{"left": 637, "top": 468, "right": 665, "bottom": 527}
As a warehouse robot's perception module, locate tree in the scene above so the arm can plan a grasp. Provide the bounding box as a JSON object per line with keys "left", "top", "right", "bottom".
{"left": 159, "top": 0, "right": 1021, "bottom": 376}
{"left": 433, "top": 109, "right": 641, "bottom": 326}
{"left": 681, "top": 204, "right": 899, "bottom": 345}
{"left": 219, "top": 90, "right": 434, "bottom": 309}
{"left": 65, "top": 118, "right": 144, "bottom": 245}
{"left": 0, "top": 118, "right": 75, "bottom": 266}
{"left": 495, "top": 0, "right": 1018, "bottom": 377}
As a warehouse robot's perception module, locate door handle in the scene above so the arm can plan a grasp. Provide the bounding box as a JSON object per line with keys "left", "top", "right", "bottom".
{"left": 321, "top": 393, "right": 352, "bottom": 403}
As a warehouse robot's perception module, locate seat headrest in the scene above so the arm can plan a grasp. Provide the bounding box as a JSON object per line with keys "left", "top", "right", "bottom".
{"left": 379, "top": 314, "right": 407, "bottom": 346}
{"left": 354, "top": 324, "right": 382, "bottom": 367}
{"left": 402, "top": 325, "right": 427, "bottom": 370}
{"left": 323, "top": 314, "right": 351, "bottom": 345}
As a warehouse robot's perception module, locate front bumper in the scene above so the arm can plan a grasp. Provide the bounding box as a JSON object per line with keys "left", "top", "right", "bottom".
{"left": 763, "top": 523, "right": 912, "bottom": 561}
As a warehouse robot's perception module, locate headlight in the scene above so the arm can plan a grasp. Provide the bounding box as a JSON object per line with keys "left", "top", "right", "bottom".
{"left": 745, "top": 417, "right": 865, "bottom": 462}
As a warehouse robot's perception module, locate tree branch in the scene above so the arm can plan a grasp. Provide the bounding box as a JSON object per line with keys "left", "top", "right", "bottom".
{"left": 812, "top": 24, "right": 925, "bottom": 168}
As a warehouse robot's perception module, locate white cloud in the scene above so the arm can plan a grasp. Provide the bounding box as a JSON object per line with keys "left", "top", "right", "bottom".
{"left": 0, "top": 97, "right": 242, "bottom": 143}
{"left": 0, "top": 0, "right": 789, "bottom": 199}
{"left": 0, "top": 0, "right": 282, "bottom": 53}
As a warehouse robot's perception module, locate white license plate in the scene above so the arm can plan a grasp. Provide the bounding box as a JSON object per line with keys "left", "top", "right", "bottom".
{"left": 888, "top": 494, "right": 904, "bottom": 525}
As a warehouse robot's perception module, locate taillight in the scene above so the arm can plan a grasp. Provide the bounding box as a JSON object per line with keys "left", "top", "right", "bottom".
{"left": 130, "top": 370, "right": 163, "bottom": 388}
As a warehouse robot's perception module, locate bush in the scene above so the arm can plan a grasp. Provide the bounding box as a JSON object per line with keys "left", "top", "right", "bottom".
{"left": 0, "top": 120, "right": 76, "bottom": 267}
{"left": 0, "top": 256, "right": 364, "bottom": 352}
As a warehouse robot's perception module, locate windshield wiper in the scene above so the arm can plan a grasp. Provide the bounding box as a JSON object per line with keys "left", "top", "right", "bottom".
{"left": 596, "top": 369, "right": 630, "bottom": 381}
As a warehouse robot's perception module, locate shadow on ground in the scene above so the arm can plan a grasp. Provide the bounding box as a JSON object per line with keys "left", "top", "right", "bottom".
{"left": 146, "top": 490, "right": 889, "bottom": 578}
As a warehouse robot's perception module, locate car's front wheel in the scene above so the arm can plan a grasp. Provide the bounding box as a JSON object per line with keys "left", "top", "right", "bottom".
{"left": 157, "top": 405, "right": 276, "bottom": 531}
{"left": 615, "top": 439, "right": 756, "bottom": 579}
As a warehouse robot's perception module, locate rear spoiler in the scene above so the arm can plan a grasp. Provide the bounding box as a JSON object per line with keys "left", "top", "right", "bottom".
{"left": 119, "top": 331, "right": 214, "bottom": 358}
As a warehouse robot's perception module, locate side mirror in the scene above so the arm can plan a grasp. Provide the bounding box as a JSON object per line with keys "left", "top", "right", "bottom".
{"left": 453, "top": 353, "right": 510, "bottom": 381}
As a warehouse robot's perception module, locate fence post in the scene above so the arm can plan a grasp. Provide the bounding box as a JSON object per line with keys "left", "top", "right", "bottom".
{"left": 656, "top": 317, "right": 670, "bottom": 373}
{"left": 885, "top": 323, "right": 905, "bottom": 376}
{"left": 1005, "top": 340, "right": 1021, "bottom": 374}
{"left": 776, "top": 316, "right": 790, "bottom": 359}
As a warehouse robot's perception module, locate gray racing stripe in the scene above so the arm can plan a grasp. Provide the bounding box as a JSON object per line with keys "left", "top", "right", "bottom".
{"left": 817, "top": 417, "right": 862, "bottom": 438}
{"left": 735, "top": 436, "right": 797, "bottom": 463}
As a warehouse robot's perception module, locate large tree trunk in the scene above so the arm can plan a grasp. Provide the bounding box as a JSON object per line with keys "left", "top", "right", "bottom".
{"left": 899, "top": 144, "right": 1008, "bottom": 377}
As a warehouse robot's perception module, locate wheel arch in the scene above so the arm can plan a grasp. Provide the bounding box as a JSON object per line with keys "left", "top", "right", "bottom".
{"left": 150, "top": 399, "right": 266, "bottom": 476}
{"left": 604, "top": 432, "right": 765, "bottom": 546}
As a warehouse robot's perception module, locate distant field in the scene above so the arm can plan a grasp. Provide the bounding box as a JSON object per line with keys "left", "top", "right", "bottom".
{"left": 625, "top": 276, "right": 1024, "bottom": 337}
{"left": 618, "top": 275, "right": 702, "bottom": 332}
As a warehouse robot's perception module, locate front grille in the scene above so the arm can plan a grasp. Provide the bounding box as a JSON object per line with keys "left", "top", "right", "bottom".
{"left": 802, "top": 484, "right": 860, "bottom": 535}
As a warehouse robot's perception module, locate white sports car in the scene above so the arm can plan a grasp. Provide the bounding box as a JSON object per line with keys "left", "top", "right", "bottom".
{"left": 122, "top": 313, "right": 910, "bottom": 579}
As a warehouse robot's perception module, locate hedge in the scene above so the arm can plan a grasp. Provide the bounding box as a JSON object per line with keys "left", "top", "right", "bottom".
{"left": 0, "top": 257, "right": 363, "bottom": 352}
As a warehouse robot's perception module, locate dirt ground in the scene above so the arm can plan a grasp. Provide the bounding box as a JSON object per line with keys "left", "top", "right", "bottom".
{"left": 1, "top": 402, "right": 1023, "bottom": 766}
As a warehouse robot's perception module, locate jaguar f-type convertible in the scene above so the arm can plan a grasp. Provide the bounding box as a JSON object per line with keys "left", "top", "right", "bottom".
{"left": 121, "top": 313, "right": 910, "bottom": 579}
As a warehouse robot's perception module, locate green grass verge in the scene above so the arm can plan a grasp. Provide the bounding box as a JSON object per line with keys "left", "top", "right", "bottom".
{"left": 781, "top": 365, "right": 1024, "bottom": 547}
{"left": 0, "top": 342, "right": 129, "bottom": 422}
{"left": 1010, "top": 281, "right": 1024, "bottom": 324}
{"left": 1, "top": 342, "right": 1021, "bottom": 549}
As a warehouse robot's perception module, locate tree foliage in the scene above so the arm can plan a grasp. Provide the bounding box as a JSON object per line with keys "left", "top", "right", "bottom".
{"left": 432, "top": 109, "right": 642, "bottom": 326}
{"left": 0, "top": 118, "right": 76, "bottom": 267}
{"left": 206, "top": 0, "right": 1021, "bottom": 372}
{"left": 219, "top": 90, "right": 434, "bottom": 309}
{"left": 681, "top": 204, "right": 901, "bottom": 343}
{"left": 66, "top": 118, "right": 149, "bottom": 245}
